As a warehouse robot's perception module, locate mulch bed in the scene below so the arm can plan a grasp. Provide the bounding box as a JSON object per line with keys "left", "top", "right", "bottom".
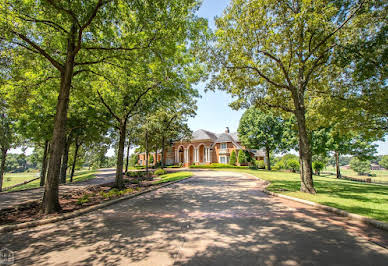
{"left": 0, "top": 176, "right": 161, "bottom": 226}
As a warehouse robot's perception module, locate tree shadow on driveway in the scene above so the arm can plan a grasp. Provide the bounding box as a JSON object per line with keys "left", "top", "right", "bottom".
{"left": 1, "top": 172, "right": 387, "bottom": 265}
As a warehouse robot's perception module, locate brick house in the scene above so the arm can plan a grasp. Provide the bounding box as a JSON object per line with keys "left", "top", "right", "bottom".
{"left": 137, "top": 127, "right": 265, "bottom": 167}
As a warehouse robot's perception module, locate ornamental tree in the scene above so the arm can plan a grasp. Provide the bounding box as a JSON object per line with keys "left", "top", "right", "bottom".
{"left": 237, "top": 149, "right": 247, "bottom": 165}
{"left": 229, "top": 150, "right": 237, "bottom": 166}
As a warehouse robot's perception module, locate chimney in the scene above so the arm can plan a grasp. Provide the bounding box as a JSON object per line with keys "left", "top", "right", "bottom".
{"left": 225, "top": 127, "right": 230, "bottom": 133}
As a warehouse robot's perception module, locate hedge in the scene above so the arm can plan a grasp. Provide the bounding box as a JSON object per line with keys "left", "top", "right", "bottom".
{"left": 189, "top": 163, "right": 249, "bottom": 169}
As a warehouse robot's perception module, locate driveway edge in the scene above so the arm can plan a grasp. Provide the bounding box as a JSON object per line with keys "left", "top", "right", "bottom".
{"left": 0, "top": 176, "right": 192, "bottom": 233}
{"left": 242, "top": 173, "right": 388, "bottom": 232}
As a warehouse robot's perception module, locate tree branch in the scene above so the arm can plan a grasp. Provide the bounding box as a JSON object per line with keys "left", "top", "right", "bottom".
{"left": 225, "top": 65, "right": 290, "bottom": 89}
{"left": 305, "top": 0, "right": 365, "bottom": 62}
{"left": 18, "top": 15, "right": 69, "bottom": 33}
{"left": 11, "top": 31, "right": 64, "bottom": 72}
{"left": 126, "top": 82, "right": 161, "bottom": 117}
{"left": 45, "top": 0, "right": 80, "bottom": 27}
{"left": 96, "top": 90, "right": 121, "bottom": 122}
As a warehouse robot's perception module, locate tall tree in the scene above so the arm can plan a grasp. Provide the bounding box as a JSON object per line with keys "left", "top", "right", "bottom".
{"left": 0, "top": 98, "right": 15, "bottom": 192}
{"left": 209, "top": 0, "right": 372, "bottom": 193}
{"left": 1, "top": 0, "right": 205, "bottom": 213}
{"left": 238, "top": 108, "right": 292, "bottom": 170}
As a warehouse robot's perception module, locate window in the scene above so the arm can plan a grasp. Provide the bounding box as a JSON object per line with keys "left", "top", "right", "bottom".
{"left": 219, "top": 156, "right": 228, "bottom": 164}
{"left": 220, "top": 143, "right": 227, "bottom": 149}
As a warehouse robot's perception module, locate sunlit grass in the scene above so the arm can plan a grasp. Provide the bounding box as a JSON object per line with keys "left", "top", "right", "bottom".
{"left": 5, "top": 170, "right": 96, "bottom": 192}
{"left": 323, "top": 166, "right": 388, "bottom": 183}
{"left": 152, "top": 172, "right": 193, "bottom": 184}
{"left": 215, "top": 168, "right": 388, "bottom": 223}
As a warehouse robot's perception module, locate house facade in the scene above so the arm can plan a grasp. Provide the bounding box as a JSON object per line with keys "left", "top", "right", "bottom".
{"left": 137, "top": 127, "right": 265, "bottom": 167}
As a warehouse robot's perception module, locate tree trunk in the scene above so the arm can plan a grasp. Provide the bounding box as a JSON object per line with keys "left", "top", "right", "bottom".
{"left": 145, "top": 131, "right": 149, "bottom": 177}
{"left": 294, "top": 108, "right": 316, "bottom": 194}
{"left": 335, "top": 151, "right": 341, "bottom": 179}
{"left": 161, "top": 136, "right": 166, "bottom": 168}
{"left": 40, "top": 140, "right": 49, "bottom": 187}
{"left": 125, "top": 141, "right": 130, "bottom": 173}
{"left": 155, "top": 148, "right": 158, "bottom": 168}
{"left": 60, "top": 136, "right": 71, "bottom": 184}
{"left": 0, "top": 148, "right": 8, "bottom": 192}
{"left": 70, "top": 141, "right": 81, "bottom": 182}
{"left": 265, "top": 146, "right": 271, "bottom": 171}
{"left": 42, "top": 25, "right": 77, "bottom": 214}
{"left": 115, "top": 121, "right": 126, "bottom": 189}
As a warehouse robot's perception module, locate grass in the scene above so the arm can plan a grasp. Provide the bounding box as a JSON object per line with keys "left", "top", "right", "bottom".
{"left": 323, "top": 166, "right": 388, "bottom": 183}
{"left": 214, "top": 168, "right": 388, "bottom": 223}
{"left": 5, "top": 169, "right": 97, "bottom": 192}
{"left": 152, "top": 171, "right": 193, "bottom": 184}
{"left": 3, "top": 171, "right": 40, "bottom": 188}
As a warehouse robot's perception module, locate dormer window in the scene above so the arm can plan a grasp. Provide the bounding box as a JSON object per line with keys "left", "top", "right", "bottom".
{"left": 220, "top": 143, "right": 227, "bottom": 149}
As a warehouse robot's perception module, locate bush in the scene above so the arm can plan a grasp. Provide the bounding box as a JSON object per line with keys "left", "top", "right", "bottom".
{"left": 229, "top": 150, "right": 237, "bottom": 165}
{"left": 166, "top": 164, "right": 183, "bottom": 168}
{"left": 189, "top": 163, "right": 248, "bottom": 169}
{"left": 154, "top": 169, "right": 167, "bottom": 176}
{"left": 287, "top": 159, "right": 300, "bottom": 172}
{"left": 257, "top": 160, "right": 265, "bottom": 169}
{"left": 350, "top": 157, "right": 371, "bottom": 175}
{"left": 76, "top": 194, "right": 90, "bottom": 205}
{"left": 149, "top": 155, "right": 154, "bottom": 164}
{"left": 238, "top": 149, "right": 247, "bottom": 165}
{"left": 312, "top": 161, "right": 325, "bottom": 175}
{"left": 273, "top": 160, "right": 286, "bottom": 170}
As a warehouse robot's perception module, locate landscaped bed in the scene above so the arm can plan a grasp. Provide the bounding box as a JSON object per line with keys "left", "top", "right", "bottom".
{"left": 215, "top": 168, "right": 388, "bottom": 223}
{"left": 0, "top": 171, "right": 192, "bottom": 226}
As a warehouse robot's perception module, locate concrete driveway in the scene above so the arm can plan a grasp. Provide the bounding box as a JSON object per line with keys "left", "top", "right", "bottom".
{"left": 1, "top": 170, "right": 387, "bottom": 265}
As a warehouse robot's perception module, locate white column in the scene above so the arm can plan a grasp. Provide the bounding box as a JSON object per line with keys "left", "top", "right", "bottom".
{"left": 208, "top": 149, "right": 212, "bottom": 163}
{"left": 194, "top": 148, "right": 199, "bottom": 163}
{"left": 184, "top": 148, "right": 188, "bottom": 163}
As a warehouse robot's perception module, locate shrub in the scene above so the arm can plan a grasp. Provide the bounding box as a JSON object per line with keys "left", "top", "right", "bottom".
{"left": 350, "top": 157, "right": 371, "bottom": 175}
{"left": 273, "top": 160, "right": 286, "bottom": 170}
{"left": 287, "top": 159, "right": 300, "bottom": 172}
{"left": 229, "top": 150, "right": 237, "bottom": 165}
{"left": 166, "top": 164, "right": 182, "bottom": 168}
{"left": 189, "top": 163, "right": 249, "bottom": 169}
{"left": 238, "top": 150, "right": 247, "bottom": 165}
{"left": 257, "top": 160, "right": 266, "bottom": 169}
{"left": 154, "top": 169, "right": 167, "bottom": 176}
{"left": 76, "top": 194, "right": 90, "bottom": 205}
{"left": 312, "top": 161, "right": 325, "bottom": 175}
{"left": 149, "top": 155, "right": 154, "bottom": 164}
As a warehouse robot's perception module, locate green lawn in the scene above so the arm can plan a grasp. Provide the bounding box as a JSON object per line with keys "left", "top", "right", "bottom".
{"left": 3, "top": 171, "right": 40, "bottom": 188}
{"left": 4, "top": 169, "right": 97, "bottom": 192}
{"left": 153, "top": 172, "right": 193, "bottom": 184}
{"left": 323, "top": 166, "right": 388, "bottom": 183}
{"left": 215, "top": 168, "right": 388, "bottom": 223}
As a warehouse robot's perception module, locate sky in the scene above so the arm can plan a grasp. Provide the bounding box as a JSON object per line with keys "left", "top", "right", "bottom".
{"left": 188, "top": 0, "right": 243, "bottom": 134}
{"left": 9, "top": 0, "right": 388, "bottom": 156}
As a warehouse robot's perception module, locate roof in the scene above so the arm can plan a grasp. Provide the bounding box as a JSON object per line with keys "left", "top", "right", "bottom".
{"left": 215, "top": 132, "right": 235, "bottom": 143}
{"left": 250, "top": 149, "right": 266, "bottom": 157}
{"left": 192, "top": 129, "right": 218, "bottom": 141}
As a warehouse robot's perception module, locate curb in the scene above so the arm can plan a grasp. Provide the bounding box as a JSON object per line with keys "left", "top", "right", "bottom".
{"left": 0, "top": 176, "right": 193, "bottom": 233}
{"left": 242, "top": 173, "right": 388, "bottom": 232}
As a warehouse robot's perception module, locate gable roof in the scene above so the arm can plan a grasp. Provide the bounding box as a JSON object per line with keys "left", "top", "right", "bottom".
{"left": 192, "top": 129, "right": 218, "bottom": 141}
